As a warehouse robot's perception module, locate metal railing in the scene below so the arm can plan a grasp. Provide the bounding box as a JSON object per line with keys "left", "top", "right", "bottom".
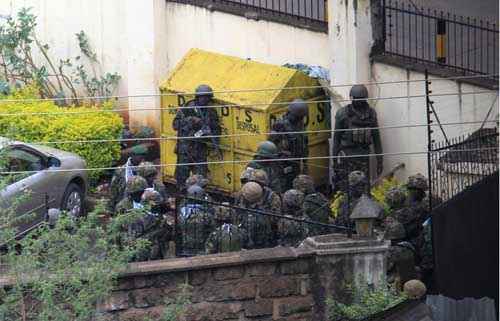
{"left": 168, "top": 0, "right": 328, "bottom": 28}
{"left": 174, "top": 196, "right": 348, "bottom": 257}
{"left": 429, "top": 128, "right": 499, "bottom": 204}
{"left": 382, "top": 0, "right": 499, "bottom": 79}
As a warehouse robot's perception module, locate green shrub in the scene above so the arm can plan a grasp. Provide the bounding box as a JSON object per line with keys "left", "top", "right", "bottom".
{"left": 327, "top": 283, "right": 407, "bottom": 321}
{"left": 0, "top": 86, "right": 123, "bottom": 181}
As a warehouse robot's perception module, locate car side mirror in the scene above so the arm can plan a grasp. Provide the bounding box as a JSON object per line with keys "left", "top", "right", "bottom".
{"left": 48, "top": 156, "right": 61, "bottom": 168}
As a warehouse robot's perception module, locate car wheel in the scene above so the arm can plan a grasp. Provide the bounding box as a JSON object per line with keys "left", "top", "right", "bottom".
{"left": 62, "top": 183, "right": 84, "bottom": 218}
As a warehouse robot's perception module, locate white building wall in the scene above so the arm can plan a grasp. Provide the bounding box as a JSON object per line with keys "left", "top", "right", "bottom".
{"left": 163, "top": 2, "right": 330, "bottom": 73}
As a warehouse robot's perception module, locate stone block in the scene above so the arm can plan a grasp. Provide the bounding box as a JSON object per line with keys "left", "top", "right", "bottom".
{"left": 243, "top": 299, "right": 273, "bottom": 317}
{"left": 192, "top": 280, "right": 257, "bottom": 302}
{"left": 118, "top": 306, "right": 164, "bottom": 321}
{"left": 280, "top": 260, "right": 310, "bottom": 275}
{"left": 130, "top": 287, "right": 164, "bottom": 308}
{"left": 186, "top": 302, "right": 243, "bottom": 321}
{"left": 213, "top": 266, "right": 244, "bottom": 281}
{"left": 101, "top": 291, "right": 129, "bottom": 312}
{"left": 277, "top": 296, "right": 313, "bottom": 316}
{"left": 189, "top": 269, "right": 212, "bottom": 286}
{"left": 259, "top": 277, "right": 299, "bottom": 298}
{"left": 247, "top": 263, "right": 277, "bottom": 277}
{"left": 299, "top": 276, "right": 311, "bottom": 296}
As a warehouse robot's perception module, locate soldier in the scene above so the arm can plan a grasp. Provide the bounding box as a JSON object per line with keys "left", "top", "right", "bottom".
{"left": 279, "top": 189, "right": 309, "bottom": 247}
{"left": 179, "top": 185, "right": 215, "bottom": 256}
{"left": 334, "top": 171, "right": 367, "bottom": 228}
{"left": 237, "top": 182, "right": 274, "bottom": 249}
{"left": 173, "top": 84, "right": 221, "bottom": 190}
{"left": 247, "top": 140, "right": 284, "bottom": 193}
{"left": 385, "top": 217, "right": 418, "bottom": 290}
{"left": 269, "top": 99, "right": 309, "bottom": 190}
{"left": 137, "top": 161, "right": 168, "bottom": 200}
{"left": 185, "top": 174, "right": 209, "bottom": 190}
{"left": 115, "top": 176, "right": 149, "bottom": 215}
{"left": 293, "top": 175, "right": 330, "bottom": 235}
{"left": 205, "top": 203, "right": 246, "bottom": 254}
{"left": 332, "top": 84, "right": 383, "bottom": 193}
{"left": 385, "top": 186, "right": 421, "bottom": 240}
{"left": 108, "top": 145, "right": 147, "bottom": 212}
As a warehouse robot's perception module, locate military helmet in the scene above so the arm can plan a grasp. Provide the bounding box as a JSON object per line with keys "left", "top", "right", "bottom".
{"left": 137, "top": 161, "right": 157, "bottom": 178}
{"left": 141, "top": 189, "right": 164, "bottom": 206}
{"left": 349, "top": 84, "right": 369, "bottom": 100}
{"left": 126, "top": 176, "right": 148, "bottom": 194}
{"left": 252, "top": 169, "right": 269, "bottom": 187}
{"left": 240, "top": 167, "right": 256, "bottom": 185}
{"left": 185, "top": 174, "right": 209, "bottom": 189}
{"left": 187, "top": 184, "right": 206, "bottom": 200}
{"left": 293, "top": 175, "right": 315, "bottom": 194}
{"left": 195, "top": 84, "right": 214, "bottom": 98}
{"left": 348, "top": 171, "right": 367, "bottom": 187}
{"left": 385, "top": 187, "right": 407, "bottom": 209}
{"left": 384, "top": 217, "right": 406, "bottom": 240}
{"left": 288, "top": 99, "right": 308, "bottom": 118}
{"left": 214, "top": 203, "right": 232, "bottom": 222}
{"left": 256, "top": 141, "right": 278, "bottom": 158}
{"left": 241, "top": 182, "right": 263, "bottom": 204}
{"left": 283, "top": 189, "right": 305, "bottom": 209}
{"left": 407, "top": 173, "right": 428, "bottom": 191}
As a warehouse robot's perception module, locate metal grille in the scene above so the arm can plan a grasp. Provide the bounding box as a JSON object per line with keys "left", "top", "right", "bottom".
{"left": 382, "top": 0, "right": 499, "bottom": 79}
{"left": 168, "top": 0, "right": 328, "bottom": 25}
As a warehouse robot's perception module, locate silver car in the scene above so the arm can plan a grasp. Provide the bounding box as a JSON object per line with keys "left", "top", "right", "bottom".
{"left": 0, "top": 137, "right": 88, "bottom": 238}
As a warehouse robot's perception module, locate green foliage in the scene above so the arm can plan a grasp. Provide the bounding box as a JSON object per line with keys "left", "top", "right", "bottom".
{"left": 0, "top": 7, "right": 120, "bottom": 105}
{"left": 327, "top": 283, "right": 407, "bottom": 321}
{"left": 160, "top": 284, "right": 193, "bottom": 321}
{"left": 0, "top": 200, "right": 148, "bottom": 321}
{"left": 370, "top": 177, "right": 403, "bottom": 217}
{"left": 0, "top": 86, "right": 123, "bottom": 181}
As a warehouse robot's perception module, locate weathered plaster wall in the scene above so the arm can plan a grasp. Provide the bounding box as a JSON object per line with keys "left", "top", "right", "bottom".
{"left": 163, "top": 2, "right": 330, "bottom": 75}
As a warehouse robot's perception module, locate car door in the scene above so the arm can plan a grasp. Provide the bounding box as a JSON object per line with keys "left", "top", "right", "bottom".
{"left": 0, "top": 146, "right": 54, "bottom": 236}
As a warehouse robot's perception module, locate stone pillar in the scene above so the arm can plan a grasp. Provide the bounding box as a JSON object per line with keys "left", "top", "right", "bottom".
{"left": 303, "top": 234, "right": 390, "bottom": 320}
{"left": 125, "top": 0, "right": 168, "bottom": 134}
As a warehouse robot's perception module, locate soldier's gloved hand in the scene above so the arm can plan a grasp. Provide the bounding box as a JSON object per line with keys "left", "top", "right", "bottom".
{"left": 376, "top": 157, "right": 383, "bottom": 176}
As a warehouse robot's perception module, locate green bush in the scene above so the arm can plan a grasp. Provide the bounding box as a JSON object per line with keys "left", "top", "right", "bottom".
{"left": 0, "top": 86, "right": 123, "bottom": 181}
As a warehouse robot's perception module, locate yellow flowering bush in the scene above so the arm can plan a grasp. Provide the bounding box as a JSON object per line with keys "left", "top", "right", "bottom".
{"left": 0, "top": 87, "right": 123, "bottom": 181}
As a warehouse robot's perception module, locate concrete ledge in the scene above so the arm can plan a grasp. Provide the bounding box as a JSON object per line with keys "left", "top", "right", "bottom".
{"left": 302, "top": 234, "right": 390, "bottom": 256}
{"left": 122, "top": 246, "right": 314, "bottom": 277}
{"left": 372, "top": 54, "right": 498, "bottom": 90}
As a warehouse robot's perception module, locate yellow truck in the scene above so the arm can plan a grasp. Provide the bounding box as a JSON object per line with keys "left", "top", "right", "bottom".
{"left": 160, "top": 49, "right": 330, "bottom": 194}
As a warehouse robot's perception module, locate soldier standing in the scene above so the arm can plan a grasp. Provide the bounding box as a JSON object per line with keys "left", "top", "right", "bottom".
{"left": 108, "top": 145, "right": 147, "bottom": 212}
{"left": 237, "top": 182, "right": 274, "bottom": 249}
{"left": 173, "top": 84, "right": 221, "bottom": 190}
{"left": 334, "top": 171, "right": 367, "bottom": 228}
{"left": 293, "top": 175, "right": 330, "bottom": 235}
{"left": 269, "top": 99, "right": 309, "bottom": 190}
{"left": 137, "top": 161, "right": 168, "bottom": 200}
{"left": 279, "top": 189, "right": 309, "bottom": 247}
{"left": 179, "top": 185, "right": 215, "bottom": 256}
{"left": 247, "top": 140, "right": 284, "bottom": 193}
{"left": 205, "top": 203, "right": 246, "bottom": 254}
{"left": 332, "top": 84, "right": 383, "bottom": 193}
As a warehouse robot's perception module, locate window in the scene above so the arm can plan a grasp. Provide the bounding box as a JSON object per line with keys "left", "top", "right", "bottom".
{"left": 0, "top": 147, "right": 45, "bottom": 183}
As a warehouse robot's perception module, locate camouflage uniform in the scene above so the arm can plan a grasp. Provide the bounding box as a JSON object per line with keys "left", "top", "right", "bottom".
{"left": 279, "top": 189, "right": 309, "bottom": 247}
{"left": 237, "top": 182, "right": 275, "bottom": 249}
{"left": 269, "top": 99, "right": 309, "bottom": 190}
{"left": 108, "top": 145, "right": 147, "bottom": 212}
{"left": 137, "top": 161, "right": 168, "bottom": 200}
{"left": 333, "top": 171, "right": 367, "bottom": 228}
{"left": 247, "top": 141, "right": 284, "bottom": 193}
{"left": 385, "top": 217, "right": 418, "bottom": 290}
{"left": 173, "top": 85, "right": 221, "bottom": 190}
{"left": 293, "top": 175, "right": 330, "bottom": 235}
{"left": 179, "top": 185, "right": 215, "bottom": 256}
{"left": 332, "top": 85, "right": 383, "bottom": 193}
{"left": 205, "top": 204, "right": 246, "bottom": 254}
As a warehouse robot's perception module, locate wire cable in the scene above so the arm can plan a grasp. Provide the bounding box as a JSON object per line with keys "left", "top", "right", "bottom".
{"left": 16, "top": 119, "right": 498, "bottom": 145}
{"left": 0, "top": 89, "right": 495, "bottom": 117}
{"left": 0, "top": 73, "right": 496, "bottom": 103}
{"left": 0, "top": 147, "right": 496, "bottom": 175}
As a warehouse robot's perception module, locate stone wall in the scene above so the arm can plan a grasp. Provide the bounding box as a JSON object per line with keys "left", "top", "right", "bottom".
{"left": 100, "top": 235, "right": 389, "bottom": 321}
